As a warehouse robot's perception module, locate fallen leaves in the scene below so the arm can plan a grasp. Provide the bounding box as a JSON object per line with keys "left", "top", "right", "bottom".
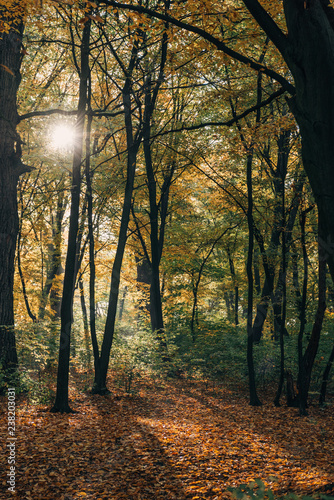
{"left": 0, "top": 378, "right": 333, "bottom": 499}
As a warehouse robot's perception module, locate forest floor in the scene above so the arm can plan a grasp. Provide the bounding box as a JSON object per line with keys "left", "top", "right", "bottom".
{"left": 1, "top": 373, "right": 334, "bottom": 500}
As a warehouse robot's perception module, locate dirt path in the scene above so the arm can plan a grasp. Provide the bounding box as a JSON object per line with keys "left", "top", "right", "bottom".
{"left": 1, "top": 378, "right": 334, "bottom": 499}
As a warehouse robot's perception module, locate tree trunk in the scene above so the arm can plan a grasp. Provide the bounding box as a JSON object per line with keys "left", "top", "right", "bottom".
{"left": 17, "top": 222, "right": 37, "bottom": 322}
{"left": 253, "top": 247, "right": 261, "bottom": 296}
{"left": 118, "top": 286, "right": 128, "bottom": 321}
{"left": 252, "top": 135, "right": 299, "bottom": 342}
{"left": 92, "top": 73, "right": 140, "bottom": 394}
{"left": 246, "top": 151, "right": 262, "bottom": 406}
{"left": 319, "top": 341, "right": 334, "bottom": 406}
{"left": 141, "top": 30, "right": 169, "bottom": 350}
{"left": 0, "top": 9, "right": 27, "bottom": 387}
{"left": 78, "top": 276, "right": 91, "bottom": 367}
{"left": 227, "top": 249, "right": 239, "bottom": 325}
{"left": 51, "top": 17, "right": 91, "bottom": 412}
{"left": 135, "top": 254, "right": 151, "bottom": 316}
{"left": 143, "top": 79, "right": 166, "bottom": 345}
{"left": 274, "top": 157, "right": 287, "bottom": 406}
{"left": 279, "top": 1, "right": 334, "bottom": 285}
{"left": 298, "top": 227, "right": 326, "bottom": 415}
{"left": 39, "top": 183, "right": 65, "bottom": 320}
{"left": 85, "top": 110, "right": 100, "bottom": 375}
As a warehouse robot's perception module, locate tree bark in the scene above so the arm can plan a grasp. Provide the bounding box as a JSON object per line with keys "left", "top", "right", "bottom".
{"left": 252, "top": 132, "right": 296, "bottom": 342}
{"left": 0, "top": 7, "right": 27, "bottom": 386}
{"left": 227, "top": 248, "right": 239, "bottom": 325}
{"left": 274, "top": 154, "right": 287, "bottom": 406}
{"left": 319, "top": 341, "right": 334, "bottom": 406}
{"left": 298, "top": 226, "right": 327, "bottom": 415}
{"left": 78, "top": 276, "right": 91, "bottom": 367}
{"left": 92, "top": 67, "right": 141, "bottom": 394}
{"left": 83, "top": 99, "right": 100, "bottom": 374}
{"left": 39, "top": 181, "right": 65, "bottom": 320}
{"left": 143, "top": 78, "right": 166, "bottom": 345}
{"left": 51, "top": 17, "right": 91, "bottom": 412}
{"left": 242, "top": 0, "right": 334, "bottom": 285}
{"left": 140, "top": 27, "right": 169, "bottom": 349}
{"left": 246, "top": 151, "right": 262, "bottom": 406}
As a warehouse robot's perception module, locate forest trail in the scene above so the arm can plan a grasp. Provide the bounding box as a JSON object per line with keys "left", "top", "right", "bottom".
{"left": 1, "top": 378, "right": 334, "bottom": 499}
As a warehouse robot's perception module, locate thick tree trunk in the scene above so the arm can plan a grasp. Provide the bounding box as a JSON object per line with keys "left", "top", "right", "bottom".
{"left": 0, "top": 11, "right": 26, "bottom": 386}
{"left": 239, "top": 0, "right": 334, "bottom": 287}
{"left": 281, "top": 1, "right": 334, "bottom": 284}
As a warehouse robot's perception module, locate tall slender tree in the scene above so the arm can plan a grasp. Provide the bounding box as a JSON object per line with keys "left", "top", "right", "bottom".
{"left": 51, "top": 15, "right": 91, "bottom": 412}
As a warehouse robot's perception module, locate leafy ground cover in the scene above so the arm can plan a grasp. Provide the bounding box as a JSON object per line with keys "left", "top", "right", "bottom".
{"left": 1, "top": 375, "right": 333, "bottom": 500}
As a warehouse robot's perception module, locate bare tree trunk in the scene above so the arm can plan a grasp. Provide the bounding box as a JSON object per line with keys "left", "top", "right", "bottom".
{"left": 319, "top": 341, "right": 334, "bottom": 406}
{"left": 39, "top": 182, "right": 65, "bottom": 320}
{"left": 274, "top": 157, "right": 287, "bottom": 406}
{"left": 92, "top": 64, "right": 141, "bottom": 394}
{"left": 298, "top": 226, "right": 326, "bottom": 415}
{"left": 246, "top": 151, "right": 262, "bottom": 406}
{"left": 51, "top": 17, "right": 91, "bottom": 412}
{"left": 78, "top": 276, "right": 91, "bottom": 368}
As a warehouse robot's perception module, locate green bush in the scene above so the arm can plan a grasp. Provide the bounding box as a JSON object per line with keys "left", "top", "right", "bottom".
{"left": 228, "top": 479, "right": 334, "bottom": 500}
{"left": 110, "top": 326, "right": 161, "bottom": 392}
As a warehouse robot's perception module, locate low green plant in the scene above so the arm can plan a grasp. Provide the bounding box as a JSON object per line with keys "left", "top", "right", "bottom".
{"left": 228, "top": 479, "right": 334, "bottom": 500}
{"left": 110, "top": 326, "right": 161, "bottom": 392}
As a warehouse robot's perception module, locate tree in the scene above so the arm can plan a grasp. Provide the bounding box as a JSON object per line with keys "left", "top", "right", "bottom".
{"left": 0, "top": 1, "right": 32, "bottom": 387}
{"left": 102, "top": 0, "right": 334, "bottom": 287}
{"left": 51, "top": 14, "right": 92, "bottom": 413}
{"left": 92, "top": 19, "right": 146, "bottom": 394}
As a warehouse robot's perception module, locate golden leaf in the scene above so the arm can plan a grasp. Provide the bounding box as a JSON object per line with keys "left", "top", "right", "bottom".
{"left": 0, "top": 64, "right": 14, "bottom": 76}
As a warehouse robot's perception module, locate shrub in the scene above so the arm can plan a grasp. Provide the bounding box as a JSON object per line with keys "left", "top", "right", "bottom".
{"left": 228, "top": 479, "right": 334, "bottom": 500}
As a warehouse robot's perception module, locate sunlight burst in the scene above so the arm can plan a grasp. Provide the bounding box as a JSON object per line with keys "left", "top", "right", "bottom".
{"left": 51, "top": 123, "right": 76, "bottom": 150}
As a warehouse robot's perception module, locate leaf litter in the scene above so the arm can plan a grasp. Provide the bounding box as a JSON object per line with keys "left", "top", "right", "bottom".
{"left": 1, "top": 377, "right": 333, "bottom": 499}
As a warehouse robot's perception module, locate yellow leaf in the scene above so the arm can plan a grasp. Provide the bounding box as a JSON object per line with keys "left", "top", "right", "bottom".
{"left": 0, "top": 64, "right": 14, "bottom": 76}
{"left": 88, "top": 14, "right": 104, "bottom": 23}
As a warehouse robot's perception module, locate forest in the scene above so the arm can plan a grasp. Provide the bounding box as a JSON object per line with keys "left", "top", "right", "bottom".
{"left": 1, "top": 0, "right": 334, "bottom": 499}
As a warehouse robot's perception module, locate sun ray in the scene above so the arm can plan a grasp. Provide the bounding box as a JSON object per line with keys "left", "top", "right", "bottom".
{"left": 51, "top": 123, "right": 76, "bottom": 150}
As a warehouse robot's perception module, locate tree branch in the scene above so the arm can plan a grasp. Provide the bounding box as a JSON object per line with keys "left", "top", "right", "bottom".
{"left": 18, "top": 108, "right": 125, "bottom": 122}
{"left": 242, "top": 0, "right": 291, "bottom": 60}
{"left": 153, "top": 87, "right": 287, "bottom": 138}
{"left": 101, "top": 0, "right": 295, "bottom": 94}
{"left": 18, "top": 109, "right": 78, "bottom": 122}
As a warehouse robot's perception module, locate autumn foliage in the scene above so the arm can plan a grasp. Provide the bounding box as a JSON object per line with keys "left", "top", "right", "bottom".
{"left": 1, "top": 373, "right": 334, "bottom": 499}
{"left": 2, "top": 0, "right": 334, "bottom": 498}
